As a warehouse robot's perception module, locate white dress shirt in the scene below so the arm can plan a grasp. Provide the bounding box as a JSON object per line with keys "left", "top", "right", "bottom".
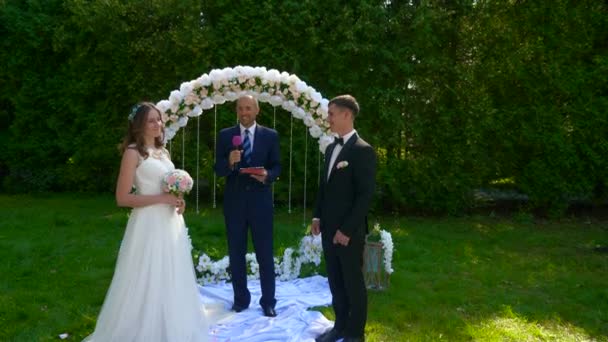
{"left": 327, "top": 129, "right": 357, "bottom": 180}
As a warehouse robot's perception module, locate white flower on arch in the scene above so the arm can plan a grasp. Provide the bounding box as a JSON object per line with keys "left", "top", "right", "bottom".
{"left": 156, "top": 66, "right": 334, "bottom": 153}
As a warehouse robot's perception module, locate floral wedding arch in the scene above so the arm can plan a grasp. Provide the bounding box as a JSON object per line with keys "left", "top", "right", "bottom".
{"left": 154, "top": 65, "right": 337, "bottom": 218}
{"left": 155, "top": 66, "right": 395, "bottom": 285}
{"left": 156, "top": 65, "right": 335, "bottom": 153}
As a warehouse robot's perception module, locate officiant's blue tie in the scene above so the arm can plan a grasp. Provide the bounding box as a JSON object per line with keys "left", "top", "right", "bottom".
{"left": 242, "top": 129, "right": 252, "bottom": 165}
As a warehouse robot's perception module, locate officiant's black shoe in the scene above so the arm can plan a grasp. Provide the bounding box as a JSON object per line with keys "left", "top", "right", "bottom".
{"left": 262, "top": 306, "right": 277, "bottom": 317}
{"left": 343, "top": 337, "right": 364, "bottom": 342}
{"left": 231, "top": 304, "right": 247, "bottom": 313}
{"left": 315, "top": 328, "right": 344, "bottom": 342}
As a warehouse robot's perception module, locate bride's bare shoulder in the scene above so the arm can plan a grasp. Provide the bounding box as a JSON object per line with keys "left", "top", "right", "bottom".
{"left": 122, "top": 147, "right": 143, "bottom": 165}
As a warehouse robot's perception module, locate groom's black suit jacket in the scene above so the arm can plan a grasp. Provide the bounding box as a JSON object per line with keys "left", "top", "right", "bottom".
{"left": 314, "top": 133, "right": 376, "bottom": 240}
{"left": 313, "top": 132, "right": 376, "bottom": 337}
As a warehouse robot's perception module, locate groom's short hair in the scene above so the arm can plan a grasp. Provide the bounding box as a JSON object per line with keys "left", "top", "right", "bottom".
{"left": 329, "top": 95, "right": 359, "bottom": 118}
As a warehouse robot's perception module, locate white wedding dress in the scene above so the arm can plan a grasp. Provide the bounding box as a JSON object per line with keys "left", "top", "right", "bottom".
{"left": 84, "top": 148, "right": 208, "bottom": 342}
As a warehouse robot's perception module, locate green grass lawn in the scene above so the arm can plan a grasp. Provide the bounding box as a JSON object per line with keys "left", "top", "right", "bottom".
{"left": 1, "top": 194, "right": 607, "bottom": 341}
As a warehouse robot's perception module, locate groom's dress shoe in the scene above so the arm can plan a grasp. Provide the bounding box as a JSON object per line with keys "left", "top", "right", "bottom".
{"left": 262, "top": 306, "right": 277, "bottom": 317}
{"left": 315, "top": 328, "right": 344, "bottom": 342}
{"left": 231, "top": 304, "right": 247, "bottom": 313}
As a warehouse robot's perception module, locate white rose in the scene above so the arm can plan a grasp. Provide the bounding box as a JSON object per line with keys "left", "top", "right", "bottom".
{"left": 279, "top": 71, "right": 290, "bottom": 84}
{"left": 269, "top": 95, "right": 283, "bottom": 107}
{"left": 265, "top": 69, "right": 281, "bottom": 83}
{"left": 208, "top": 69, "right": 224, "bottom": 83}
{"left": 243, "top": 66, "right": 255, "bottom": 78}
{"left": 233, "top": 65, "right": 244, "bottom": 75}
{"left": 292, "top": 107, "right": 306, "bottom": 119}
{"left": 320, "top": 98, "right": 329, "bottom": 108}
{"left": 309, "top": 125, "right": 322, "bottom": 138}
{"left": 281, "top": 100, "right": 295, "bottom": 112}
{"left": 287, "top": 74, "right": 300, "bottom": 85}
{"left": 224, "top": 91, "right": 238, "bottom": 101}
{"left": 156, "top": 100, "right": 171, "bottom": 113}
{"left": 252, "top": 66, "right": 266, "bottom": 78}
{"left": 169, "top": 90, "right": 182, "bottom": 103}
{"left": 199, "top": 74, "right": 211, "bottom": 86}
{"left": 258, "top": 92, "right": 271, "bottom": 103}
{"left": 179, "top": 81, "right": 194, "bottom": 97}
{"left": 295, "top": 80, "right": 308, "bottom": 94}
{"left": 178, "top": 116, "right": 188, "bottom": 127}
{"left": 163, "top": 133, "right": 173, "bottom": 144}
{"left": 200, "top": 98, "right": 215, "bottom": 110}
{"left": 317, "top": 106, "right": 328, "bottom": 119}
{"left": 222, "top": 67, "right": 235, "bottom": 80}
{"left": 212, "top": 94, "right": 226, "bottom": 105}
{"left": 184, "top": 92, "right": 199, "bottom": 106}
{"left": 191, "top": 78, "right": 203, "bottom": 90}
{"left": 169, "top": 101, "right": 179, "bottom": 114}
{"left": 319, "top": 135, "right": 333, "bottom": 153}
{"left": 187, "top": 106, "right": 202, "bottom": 117}
{"left": 311, "top": 91, "right": 323, "bottom": 103}
{"left": 303, "top": 115, "right": 315, "bottom": 127}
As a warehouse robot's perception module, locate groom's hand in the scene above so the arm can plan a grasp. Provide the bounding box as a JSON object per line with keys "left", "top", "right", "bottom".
{"left": 311, "top": 218, "right": 320, "bottom": 235}
{"left": 333, "top": 230, "right": 350, "bottom": 246}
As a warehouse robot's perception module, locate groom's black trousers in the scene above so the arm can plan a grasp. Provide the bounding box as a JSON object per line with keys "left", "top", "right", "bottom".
{"left": 322, "top": 233, "right": 367, "bottom": 338}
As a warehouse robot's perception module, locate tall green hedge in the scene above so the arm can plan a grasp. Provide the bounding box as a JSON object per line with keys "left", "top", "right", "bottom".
{"left": 1, "top": 0, "right": 606, "bottom": 214}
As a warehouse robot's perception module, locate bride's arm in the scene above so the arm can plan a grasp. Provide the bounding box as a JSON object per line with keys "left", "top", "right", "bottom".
{"left": 115, "top": 149, "right": 178, "bottom": 208}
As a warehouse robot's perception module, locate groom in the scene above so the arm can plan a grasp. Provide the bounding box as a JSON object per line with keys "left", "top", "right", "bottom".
{"left": 214, "top": 95, "right": 281, "bottom": 317}
{"left": 312, "top": 95, "right": 377, "bottom": 342}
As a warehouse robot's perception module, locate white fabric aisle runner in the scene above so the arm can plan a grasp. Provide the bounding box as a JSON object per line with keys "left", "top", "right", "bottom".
{"left": 199, "top": 275, "right": 334, "bottom": 342}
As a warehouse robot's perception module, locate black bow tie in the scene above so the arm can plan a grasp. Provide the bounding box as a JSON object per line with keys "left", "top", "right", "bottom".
{"left": 335, "top": 137, "right": 344, "bottom": 146}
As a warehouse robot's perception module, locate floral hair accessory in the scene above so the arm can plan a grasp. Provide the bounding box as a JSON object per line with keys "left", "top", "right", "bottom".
{"left": 128, "top": 104, "right": 140, "bottom": 122}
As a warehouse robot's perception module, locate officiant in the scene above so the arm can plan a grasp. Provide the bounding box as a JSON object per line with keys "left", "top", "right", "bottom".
{"left": 214, "top": 95, "right": 281, "bottom": 317}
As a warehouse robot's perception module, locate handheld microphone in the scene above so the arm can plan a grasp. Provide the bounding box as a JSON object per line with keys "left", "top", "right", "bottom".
{"left": 231, "top": 135, "right": 242, "bottom": 171}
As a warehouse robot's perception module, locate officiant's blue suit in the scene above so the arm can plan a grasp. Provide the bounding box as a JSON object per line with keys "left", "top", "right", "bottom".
{"left": 214, "top": 124, "right": 281, "bottom": 310}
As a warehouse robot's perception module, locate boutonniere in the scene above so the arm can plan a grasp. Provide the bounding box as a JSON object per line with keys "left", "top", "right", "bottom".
{"left": 336, "top": 161, "right": 349, "bottom": 169}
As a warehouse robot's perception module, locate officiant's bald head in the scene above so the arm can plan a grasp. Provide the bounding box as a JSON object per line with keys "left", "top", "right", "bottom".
{"left": 237, "top": 95, "right": 259, "bottom": 110}
{"left": 236, "top": 95, "right": 260, "bottom": 128}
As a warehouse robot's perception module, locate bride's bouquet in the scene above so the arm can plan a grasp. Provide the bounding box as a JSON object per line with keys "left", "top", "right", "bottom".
{"left": 162, "top": 169, "right": 193, "bottom": 196}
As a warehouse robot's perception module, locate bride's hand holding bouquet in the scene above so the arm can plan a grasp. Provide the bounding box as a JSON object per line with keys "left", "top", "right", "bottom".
{"left": 162, "top": 169, "right": 193, "bottom": 214}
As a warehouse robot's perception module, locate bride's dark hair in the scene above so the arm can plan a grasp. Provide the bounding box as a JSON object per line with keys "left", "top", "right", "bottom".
{"left": 119, "top": 102, "right": 165, "bottom": 158}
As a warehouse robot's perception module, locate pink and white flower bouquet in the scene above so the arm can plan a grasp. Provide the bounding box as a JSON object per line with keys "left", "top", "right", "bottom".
{"left": 162, "top": 169, "right": 193, "bottom": 196}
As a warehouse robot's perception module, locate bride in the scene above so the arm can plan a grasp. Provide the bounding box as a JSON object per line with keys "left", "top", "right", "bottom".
{"left": 84, "top": 102, "right": 208, "bottom": 341}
